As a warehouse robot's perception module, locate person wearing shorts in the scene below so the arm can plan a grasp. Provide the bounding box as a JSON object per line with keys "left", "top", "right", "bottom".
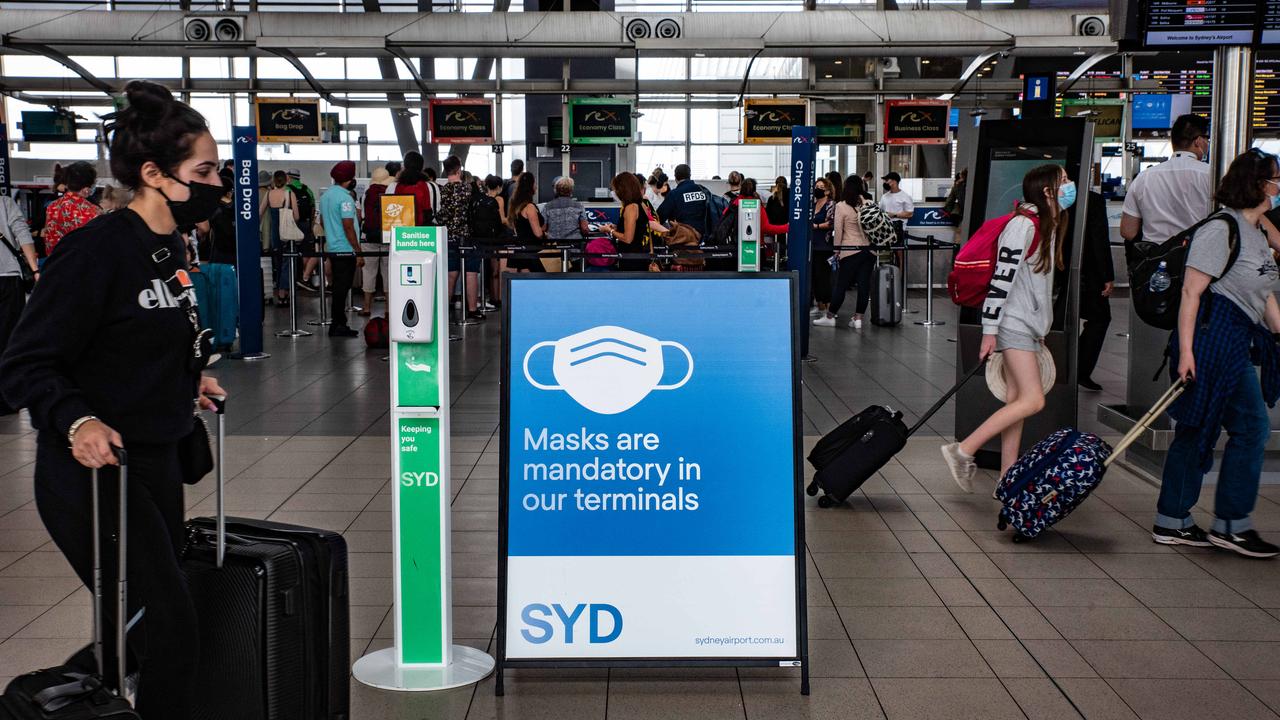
{"left": 941, "top": 164, "right": 1075, "bottom": 492}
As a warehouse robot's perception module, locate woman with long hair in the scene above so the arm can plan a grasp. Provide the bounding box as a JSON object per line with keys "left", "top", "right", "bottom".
{"left": 814, "top": 175, "right": 875, "bottom": 329}
{"left": 260, "top": 169, "right": 299, "bottom": 306}
{"left": 942, "top": 163, "right": 1073, "bottom": 490}
{"left": 0, "top": 79, "right": 229, "bottom": 718}
{"left": 766, "top": 175, "right": 789, "bottom": 229}
{"left": 507, "top": 171, "right": 545, "bottom": 273}
{"left": 1150, "top": 149, "right": 1280, "bottom": 557}
{"left": 808, "top": 177, "right": 836, "bottom": 317}
{"left": 603, "top": 172, "right": 651, "bottom": 272}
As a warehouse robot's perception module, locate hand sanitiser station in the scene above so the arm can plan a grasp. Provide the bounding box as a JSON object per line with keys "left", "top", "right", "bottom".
{"left": 737, "top": 197, "right": 761, "bottom": 272}
{"left": 353, "top": 226, "right": 496, "bottom": 691}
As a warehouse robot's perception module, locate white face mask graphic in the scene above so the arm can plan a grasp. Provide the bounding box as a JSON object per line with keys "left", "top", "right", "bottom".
{"left": 523, "top": 326, "right": 694, "bottom": 415}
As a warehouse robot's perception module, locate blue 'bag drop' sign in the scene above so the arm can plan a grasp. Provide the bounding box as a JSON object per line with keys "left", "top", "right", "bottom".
{"left": 501, "top": 275, "right": 803, "bottom": 660}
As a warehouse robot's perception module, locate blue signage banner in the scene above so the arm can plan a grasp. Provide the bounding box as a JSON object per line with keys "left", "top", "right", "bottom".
{"left": 907, "top": 207, "right": 957, "bottom": 227}
{"left": 787, "top": 126, "right": 817, "bottom": 358}
{"left": 232, "top": 126, "right": 264, "bottom": 356}
{"left": 500, "top": 275, "right": 805, "bottom": 665}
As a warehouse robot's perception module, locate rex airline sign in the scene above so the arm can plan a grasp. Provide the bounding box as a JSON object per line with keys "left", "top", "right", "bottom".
{"left": 744, "top": 99, "right": 810, "bottom": 145}
{"left": 428, "top": 99, "right": 495, "bottom": 145}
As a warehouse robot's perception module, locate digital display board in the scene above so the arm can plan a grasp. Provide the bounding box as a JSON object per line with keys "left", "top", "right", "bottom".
{"left": 1143, "top": 1, "right": 1259, "bottom": 47}
{"left": 1253, "top": 56, "right": 1280, "bottom": 136}
{"left": 1263, "top": 0, "right": 1280, "bottom": 44}
{"left": 1133, "top": 65, "right": 1213, "bottom": 123}
{"left": 883, "top": 100, "right": 950, "bottom": 145}
{"left": 20, "top": 111, "right": 77, "bottom": 143}
{"left": 1132, "top": 94, "right": 1195, "bottom": 133}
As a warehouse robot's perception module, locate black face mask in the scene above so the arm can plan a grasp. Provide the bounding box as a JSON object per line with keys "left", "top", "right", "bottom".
{"left": 160, "top": 176, "right": 224, "bottom": 227}
{"left": 882, "top": 183, "right": 892, "bottom": 192}
{"left": 813, "top": 189, "right": 825, "bottom": 198}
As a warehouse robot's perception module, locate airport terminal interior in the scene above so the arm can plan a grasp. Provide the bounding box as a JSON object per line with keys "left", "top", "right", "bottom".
{"left": 5, "top": 1, "right": 1280, "bottom": 719}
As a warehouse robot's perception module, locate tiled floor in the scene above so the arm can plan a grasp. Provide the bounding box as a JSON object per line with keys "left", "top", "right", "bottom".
{"left": 3, "top": 290, "right": 1280, "bottom": 719}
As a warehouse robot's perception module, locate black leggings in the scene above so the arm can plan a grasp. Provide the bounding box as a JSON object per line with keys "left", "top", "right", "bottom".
{"left": 35, "top": 436, "right": 198, "bottom": 720}
{"left": 810, "top": 250, "right": 833, "bottom": 305}
{"left": 829, "top": 249, "right": 876, "bottom": 316}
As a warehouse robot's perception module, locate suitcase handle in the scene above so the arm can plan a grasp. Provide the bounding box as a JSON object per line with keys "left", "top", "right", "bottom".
{"left": 90, "top": 445, "right": 128, "bottom": 697}
{"left": 1103, "top": 379, "right": 1187, "bottom": 468}
{"left": 907, "top": 359, "right": 988, "bottom": 437}
{"left": 203, "top": 395, "right": 228, "bottom": 568}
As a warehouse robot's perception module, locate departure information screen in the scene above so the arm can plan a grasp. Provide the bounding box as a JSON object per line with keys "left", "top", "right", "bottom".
{"left": 1254, "top": 56, "right": 1280, "bottom": 135}
{"left": 1144, "top": 1, "right": 1259, "bottom": 46}
{"left": 1266, "top": 1, "right": 1280, "bottom": 44}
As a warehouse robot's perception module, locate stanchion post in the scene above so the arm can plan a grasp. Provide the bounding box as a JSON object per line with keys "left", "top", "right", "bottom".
{"left": 308, "top": 253, "right": 331, "bottom": 327}
{"left": 914, "top": 235, "right": 945, "bottom": 327}
{"left": 277, "top": 243, "right": 313, "bottom": 338}
{"left": 453, "top": 245, "right": 482, "bottom": 328}
{"left": 900, "top": 232, "right": 917, "bottom": 314}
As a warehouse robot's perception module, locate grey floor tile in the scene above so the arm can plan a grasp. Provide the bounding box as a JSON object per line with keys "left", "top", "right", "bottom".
{"left": 836, "top": 606, "right": 965, "bottom": 640}
{"left": 824, "top": 578, "right": 942, "bottom": 607}
{"left": 1012, "top": 578, "right": 1141, "bottom": 608}
{"left": 1108, "top": 678, "right": 1279, "bottom": 720}
{"left": 1193, "top": 642, "right": 1280, "bottom": 680}
{"left": 854, "top": 638, "right": 992, "bottom": 678}
{"left": 1020, "top": 639, "right": 1099, "bottom": 678}
{"left": 869, "top": 678, "right": 1024, "bottom": 719}
{"left": 810, "top": 552, "right": 923, "bottom": 579}
{"left": 972, "top": 639, "right": 1045, "bottom": 678}
{"left": 1002, "top": 678, "right": 1090, "bottom": 720}
{"left": 1088, "top": 553, "right": 1211, "bottom": 580}
{"left": 1116, "top": 577, "right": 1253, "bottom": 608}
{"left": 606, "top": 679, "right": 744, "bottom": 720}
{"left": 466, "top": 675, "right": 607, "bottom": 720}
{"left": 808, "top": 638, "right": 866, "bottom": 678}
{"left": 988, "top": 552, "right": 1107, "bottom": 579}
{"left": 1051, "top": 678, "right": 1140, "bottom": 719}
{"left": 1071, "top": 640, "right": 1227, "bottom": 679}
{"left": 1242, "top": 680, "right": 1280, "bottom": 716}
{"left": 741, "top": 677, "right": 885, "bottom": 720}
{"left": 1153, "top": 607, "right": 1280, "bottom": 641}
{"left": 1039, "top": 607, "right": 1180, "bottom": 641}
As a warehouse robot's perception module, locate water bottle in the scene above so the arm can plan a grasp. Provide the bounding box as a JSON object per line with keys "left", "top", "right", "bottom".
{"left": 1148, "top": 261, "right": 1171, "bottom": 294}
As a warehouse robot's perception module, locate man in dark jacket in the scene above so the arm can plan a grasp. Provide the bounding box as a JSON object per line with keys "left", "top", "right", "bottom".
{"left": 657, "top": 164, "right": 710, "bottom": 238}
{"left": 1078, "top": 189, "right": 1116, "bottom": 391}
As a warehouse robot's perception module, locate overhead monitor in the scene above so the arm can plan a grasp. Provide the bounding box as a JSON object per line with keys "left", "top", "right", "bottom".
{"left": 1132, "top": 94, "right": 1194, "bottom": 132}
{"left": 20, "top": 111, "right": 77, "bottom": 143}
{"left": 1264, "top": 0, "right": 1280, "bottom": 44}
{"left": 1142, "top": 1, "right": 1259, "bottom": 47}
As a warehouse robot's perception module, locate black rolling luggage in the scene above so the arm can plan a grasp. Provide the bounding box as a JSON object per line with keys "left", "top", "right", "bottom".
{"left": 807, "top": 361, "right": 985, "bottom": 507}
{"left": 181, "top": 399, "right": 350, "bottom": 720}
{"left": 0, "top": 449, "right": 140, "bottom": 720}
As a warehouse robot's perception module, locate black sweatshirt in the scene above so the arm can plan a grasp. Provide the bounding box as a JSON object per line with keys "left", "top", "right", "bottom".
{"left": 0, "top": 209, "right": 199, "bottom": 443}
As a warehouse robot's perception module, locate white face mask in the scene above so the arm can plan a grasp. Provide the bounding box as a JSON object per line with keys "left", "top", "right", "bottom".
{"left": 523, "top": 325, "right": 694, "bottom": 415}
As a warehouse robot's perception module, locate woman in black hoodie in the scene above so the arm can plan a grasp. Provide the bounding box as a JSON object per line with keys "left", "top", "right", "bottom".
{"left": 0, "top": 80, "right": 228, "bottom": 719}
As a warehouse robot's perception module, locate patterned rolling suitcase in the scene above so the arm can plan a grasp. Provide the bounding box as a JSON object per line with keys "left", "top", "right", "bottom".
{"left": 996, "top": 380, "right": 1187, "bottom": 542}
{"left": 0, "top": 449, "right": 139, "bottom": 719}
{"left": 181, "top": 399, "right": 351, "bottom": 720}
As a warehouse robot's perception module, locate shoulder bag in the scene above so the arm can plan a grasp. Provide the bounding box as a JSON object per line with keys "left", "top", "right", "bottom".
{"left": 277, "top": 191, "right": 304, "bottom": 242}
{"left": 0, "top": 231, "right": 35, "bottom": 294}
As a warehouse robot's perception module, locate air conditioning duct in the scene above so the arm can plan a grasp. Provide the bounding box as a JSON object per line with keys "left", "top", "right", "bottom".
{"left": 622, "top": 15, "right": 682, "bottom": 43}
{"left": 184, "top": 15, "right": 243, "bottom": 43}
{"left": 1073, "top": 15, "right": 1109, "bottom": 37}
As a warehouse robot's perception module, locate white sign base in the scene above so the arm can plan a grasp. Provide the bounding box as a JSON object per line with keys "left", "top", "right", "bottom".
{"left": 353, "top": 645, "right": 496, "bottom": 692}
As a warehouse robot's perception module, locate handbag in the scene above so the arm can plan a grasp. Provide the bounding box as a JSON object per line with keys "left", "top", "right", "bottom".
{"left": 277, "top": 192, "right": 304, "bottom": 242}
{"left": 178, "top": 412, "right": 214, "bottom": 485}
{"left": 0, "top": 231, "right": 34, "bottom": 294}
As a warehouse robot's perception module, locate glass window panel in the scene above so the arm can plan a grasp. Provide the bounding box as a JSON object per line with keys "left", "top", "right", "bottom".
{"left": 343, "top": 107, "right": 399, "bottom": 144}
{"left": 690, "top": 109, "right": 720, "bottom": 144}
{"left": 690, "top": 146, "right": 719, "bottom": 180}
{"left": 501, "top": 58, "right": 525, "bottom": 81}
{"left": 3, "top": 55, "right": 77, "bottom": 78}
{"left": 637, "top": 58, "right": 686, "bottom": 81}
{"left": 346, "top": 57, "right": 382, "bottom": 79}
{"left": 636, "top": 146, "right": 688, "bottom": 179}
{"left": 189, "top": 57, "right": 229, "bottom": 79}
{"left": 300, "top": 57, "right": 348, "bottom": 80}
{"left": 691, "top": 57, "right": 803, "bottom": 80}
{"left": 69, "top": 56, "right": 116, "bottom": 78}
{"left": 257, "top": 144, "right": 351, "bottom": 163}
{"left": 190, "top": 96, "right": 233, "bottom": 142}
{"left": 637, "top": 107, "right": 686, "bottom": 143}
{"left": 255, "top": 57, "right": 304, "bottom": 80}
{"left": 501, "top": 96, "right": 526, "bottom": 144}
{"left": 12, "top": 143, "right": 98, "bottom": 162}
{"left": 116, "top": 56, "right": 182, "bottom": 78}
{"left": 435, "top": 59, "right": 460, "bottom": 81}
{"left": 231, "top": 58, "right": 250, "bottom": 78}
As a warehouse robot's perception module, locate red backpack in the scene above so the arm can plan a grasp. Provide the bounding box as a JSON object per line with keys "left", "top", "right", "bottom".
{"left": 947, "top": 208, "right": 1040, "bottom": 308}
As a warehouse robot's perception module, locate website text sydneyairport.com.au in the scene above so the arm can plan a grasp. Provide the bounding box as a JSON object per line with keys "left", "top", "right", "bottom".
{"left": 693, "top": 636, "right": 786, "bottom": 647}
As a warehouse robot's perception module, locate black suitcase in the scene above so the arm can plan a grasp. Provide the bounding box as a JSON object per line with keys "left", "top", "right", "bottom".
{"left": 807, "top": 361, "right": 985, "bottom": 507}
{"left": 0, "top": 449, "right": 140, "bottom": 719}
{"left": 181, "top": 399, "right": 351, "bottom": 720}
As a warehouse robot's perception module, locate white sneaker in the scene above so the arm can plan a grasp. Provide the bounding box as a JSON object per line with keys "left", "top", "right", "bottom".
{"left": 809, "top": 308, "right": 825, "bottom": 318}
{"left": 850, "top": 317, "right": 863, "bottom": 330}
{"left": 813, "top": 315, "right": 837, "bottom": 327}
{"left": 940, "top": 442, "right": 977, "bottom": 493}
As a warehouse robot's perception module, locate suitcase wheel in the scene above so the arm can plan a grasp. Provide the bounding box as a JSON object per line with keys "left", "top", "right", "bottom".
{"left": 997, "top": 515, "right": 1008, "bottom": 531}
{"left": 805, "top": 480, "right": 820, "bottom": 497}
{"left": 1011, "top": 532, "right": 1026, "bottom": 544}
{"left": 816, "top": 495, "right": 837, "bottom": 508}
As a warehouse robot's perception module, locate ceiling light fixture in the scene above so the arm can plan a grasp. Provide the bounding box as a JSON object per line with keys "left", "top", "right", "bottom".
{"left": 834, "top": 60, "right": 843, "bottom": 65}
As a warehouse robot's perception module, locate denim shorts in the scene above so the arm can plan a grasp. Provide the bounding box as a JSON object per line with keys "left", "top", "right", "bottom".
{"left": 996, "top": 327, "right": 1041, "bottom": 353}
